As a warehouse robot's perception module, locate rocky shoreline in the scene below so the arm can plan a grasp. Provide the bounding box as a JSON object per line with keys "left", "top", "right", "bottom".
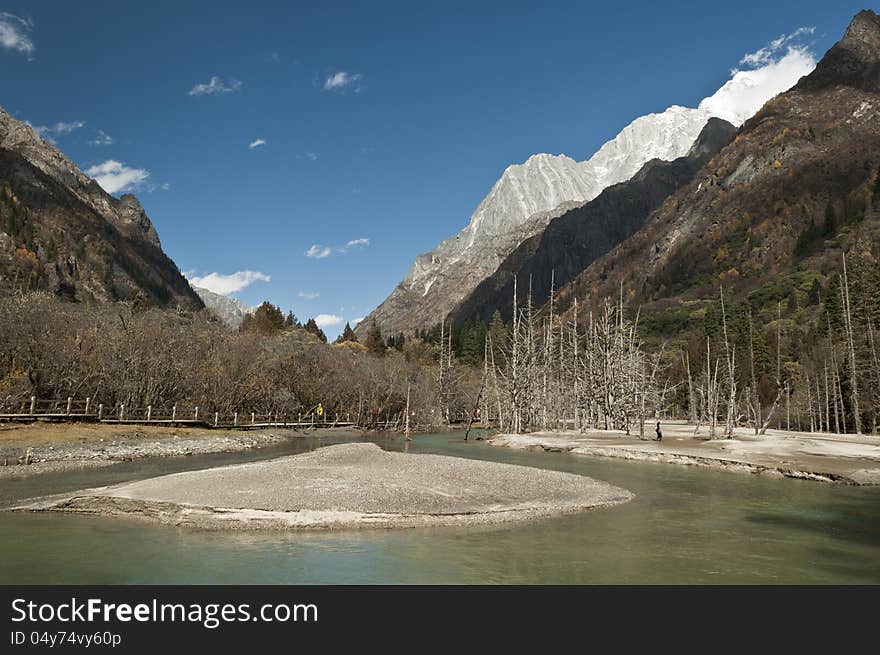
{"left": 15, "top": 442, "right": 634, "bottom": 530}
{"left": 0, "top": 424, "right": 367, "bottom": 480}
{"left": 488, "top": 424, "right": 880, "bottom": 485}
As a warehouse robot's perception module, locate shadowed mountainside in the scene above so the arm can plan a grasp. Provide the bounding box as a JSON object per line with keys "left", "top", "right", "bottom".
{"left": 449, "top": 118, "right": 736, "bottom": 325}
{"left": 552, "top": 10, "right": 880, "bottom": 323}
{"left": 0, "top": 107, "right": 202, "bottom": 309}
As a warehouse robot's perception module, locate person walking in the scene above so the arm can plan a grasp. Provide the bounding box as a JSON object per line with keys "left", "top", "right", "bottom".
{"left": 655, "top": 421, "right": 663, "bottom": 442}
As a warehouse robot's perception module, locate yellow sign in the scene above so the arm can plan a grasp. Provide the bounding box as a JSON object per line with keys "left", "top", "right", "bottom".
{"left": 316, "top": 403, "right": 324, "bottom": 417}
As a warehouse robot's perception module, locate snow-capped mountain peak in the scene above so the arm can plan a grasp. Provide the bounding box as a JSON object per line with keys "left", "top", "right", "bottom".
{"left": 357, "top": 45, "right": 817, "bottom": 337}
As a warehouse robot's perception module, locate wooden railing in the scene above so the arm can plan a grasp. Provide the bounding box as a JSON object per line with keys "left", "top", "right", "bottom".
{"left": 0, "top": 396, "right": 357, "bottom": 430}
{"left": 0, "top": 396, "right": 499, "bottom": 432}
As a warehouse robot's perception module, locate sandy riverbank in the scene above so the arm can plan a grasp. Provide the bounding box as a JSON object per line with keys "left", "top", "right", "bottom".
{"left": 15, "top": 442, "right": 633, "bottom": 530}
{"left": 0, "top": 422, "right": 368, "bottom": 479}
{"left": 488, "top": 422, "right": 880, "bottom": 485}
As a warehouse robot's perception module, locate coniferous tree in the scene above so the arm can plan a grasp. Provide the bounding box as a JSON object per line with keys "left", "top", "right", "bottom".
{"left": 336, "top": 322, "right": 357, "bottom": 343}
{"left": 366, "top": 323, "right": 386, "bottom": 357}
{"left": 822, "top": 201, "right": 837, "bottom": 237}
{"left": 487, "top": 310, "right": 508, "bottom": 365}
{"left": 795, "top": 217, "right": 820, "bottom": 256}
{"left": 808, "top": 279, "right": 822, "bottom": 305}
{"left": 241, "top": 301, "right": 286, "bottom": 334}
{"left": 821, "top": 274, "right": 845, "bottom": 335}
{"left": 703, "top": 298, "right": 723, "bottom": 344}
{"left": 304, "top": 318, "right": 327, "bottom": 342}
{"left": 460, "top": 325, "right": 482, "bottom": 368}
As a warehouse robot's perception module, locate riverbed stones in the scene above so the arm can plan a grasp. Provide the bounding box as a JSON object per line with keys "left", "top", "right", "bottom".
{"left": 16, "top": 443, "right": 633, "bottom": 530}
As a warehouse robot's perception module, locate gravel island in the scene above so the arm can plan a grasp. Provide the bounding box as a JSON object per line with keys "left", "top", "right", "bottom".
{"left": 16, "top": 443, "right": 633, "bottom": 530}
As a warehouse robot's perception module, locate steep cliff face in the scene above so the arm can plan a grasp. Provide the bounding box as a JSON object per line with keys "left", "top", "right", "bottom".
{"left": 358, "top": 105, "right": 718, "bottom": 337}
{"left": 450, "top": 118, "right": 737, "bottom": 325}
{"left": 0, "top": 108, "right": 164, "bottom": 248}
{"left": 0, "top": 107, "right": 202, "bottom": 309}
{"left": 553, "top": 10, "right": 880, "bottom": 321}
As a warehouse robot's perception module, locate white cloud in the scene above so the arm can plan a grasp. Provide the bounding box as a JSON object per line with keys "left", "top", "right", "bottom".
{"left": 314, "top": 314, "right": 343, "bottom": 328}
{"left": 85, "top": 160, "right": 150, "bottom": 194}
{"left": 352, "top": 317, "right": 364, "bottom": 326}
{"left": 323, "top": 71, "right": 362, "bottom": 91}
{"left": 89, "top": 129, "right": 114, "bottom": 146}
{"left": 160, "top": 182, "right": 171, "bottom": 191}
{"left": 298, "top": 291, "right": 320, "bottom": 300}
{"left": 188, "top": 76, "right": 242, "bottom": 96}
{"left": 739, "top": 27, "right": 815, "bottom": 67}
{"left": 29, "top": 120, "right": 85, "bottom": 144}
{"left": 306, "top": 245, "right": 333, "bottom": 259}
{"left": 296, "top": 151, "right": 318, "bottom": 161}
{"left": 698, "top": 28, "right": 817, "bottom": 126}
{"left": 306, "top": 238, "right": 369, "bottom": 259}
{"left": 188, "top": 270, "right": 271, "bottom": 295}
{"left": 0, "top": 12, "right": 34, "bottom": 56}
{"left": 249, "top": 138, "right": 267, "bottom": 149}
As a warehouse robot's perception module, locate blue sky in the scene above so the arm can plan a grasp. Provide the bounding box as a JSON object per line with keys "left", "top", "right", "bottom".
{"left": 0, "top": 1, "right": 868, "bottom": 337}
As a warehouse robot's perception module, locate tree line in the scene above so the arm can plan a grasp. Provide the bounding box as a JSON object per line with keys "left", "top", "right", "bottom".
{"left": 3, "top": 239, "right": 878, "bottom": 437}
{"left": 427, "top": 240, "right": 880, "bottom": 436}
{"left": 0, "top": 293, "right": 479, "bottom": 428}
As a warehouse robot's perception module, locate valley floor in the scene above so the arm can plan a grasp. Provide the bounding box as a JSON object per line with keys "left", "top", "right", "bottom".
{"left": 489, "top": 421, "right": 880, "bottom": 485}
{"left": 0, "top": 422, "right": 368, "bottom": 479}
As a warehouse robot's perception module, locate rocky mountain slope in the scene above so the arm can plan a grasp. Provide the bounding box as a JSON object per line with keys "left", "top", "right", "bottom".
{"left": 193, "top": 285, "right": 252, "bottom": 328}
{"left": 357, "top": 106, "right": 717, "bottom": 337}
{"left": 552, "top": 10, "right": 880, "bottom": 322}
{"left": 359, "top": 41, "right": 814, "bottom": 338}
{"left": 0, "top": 107, "right": 202, "bottom": 309}
{"left": 449, "top": 118, "right": 737, "bottom": 325}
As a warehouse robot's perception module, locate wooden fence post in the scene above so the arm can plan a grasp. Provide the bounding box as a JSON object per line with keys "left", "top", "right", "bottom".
{"left": 214, "top": 412, "right": 219, "bottom": 427}
{"left": 234, "top": 412, "right": 238, "bottom": 426}
{"left": 147, "top": 405, "right": 152, "bottom": 422}
{"left": 98, "top": 403, "right": 103, "bottom": 420}
{"left": 251, "top": 412, "right": 255, "bottom": 425}
{"left": 172, "top": 405, "right": 177, "bottom": 422}
{"left": 119, "top": 404, "right": 124, "bottom": 421}
{"left": 194, "top": 406, "right": 199, "bottom": 421}
{"left": 84, "top": 397, "right": 91, "bottom": 415}
{"left": 29, "top": 396, "right": 35, "bottom": 415}
{"left": 66, "top": 397, "right": 72, "bottom": 416}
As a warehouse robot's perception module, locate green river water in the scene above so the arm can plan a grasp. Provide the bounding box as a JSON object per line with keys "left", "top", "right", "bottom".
{"left": 1, "top": 432, "right": 878, "bottom": 584}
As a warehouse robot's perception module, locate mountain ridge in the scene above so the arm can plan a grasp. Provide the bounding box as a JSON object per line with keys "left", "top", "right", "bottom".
{"left": 357, "top": 104, "right": 718, "bottom": 337}
{"left": 449, "top": 118, "right": 737, "bottom": 326}
{"left": 0, "top": 107, "right": 202, "bottom": 309}
{"left": 550, "top": 9, "right": 880, "bottom": 323}
{"left": 358, "top": 39, "right": 815, "bottom": 338}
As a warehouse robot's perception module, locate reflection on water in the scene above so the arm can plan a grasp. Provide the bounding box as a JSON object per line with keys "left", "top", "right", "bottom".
{"left": 1, "top": 432, "right": 878, "bottom": 584}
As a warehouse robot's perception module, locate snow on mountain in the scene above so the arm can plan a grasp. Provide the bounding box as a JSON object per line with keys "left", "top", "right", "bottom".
{"left": 358, "top": 49, "right": 816, "bottom": 337}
